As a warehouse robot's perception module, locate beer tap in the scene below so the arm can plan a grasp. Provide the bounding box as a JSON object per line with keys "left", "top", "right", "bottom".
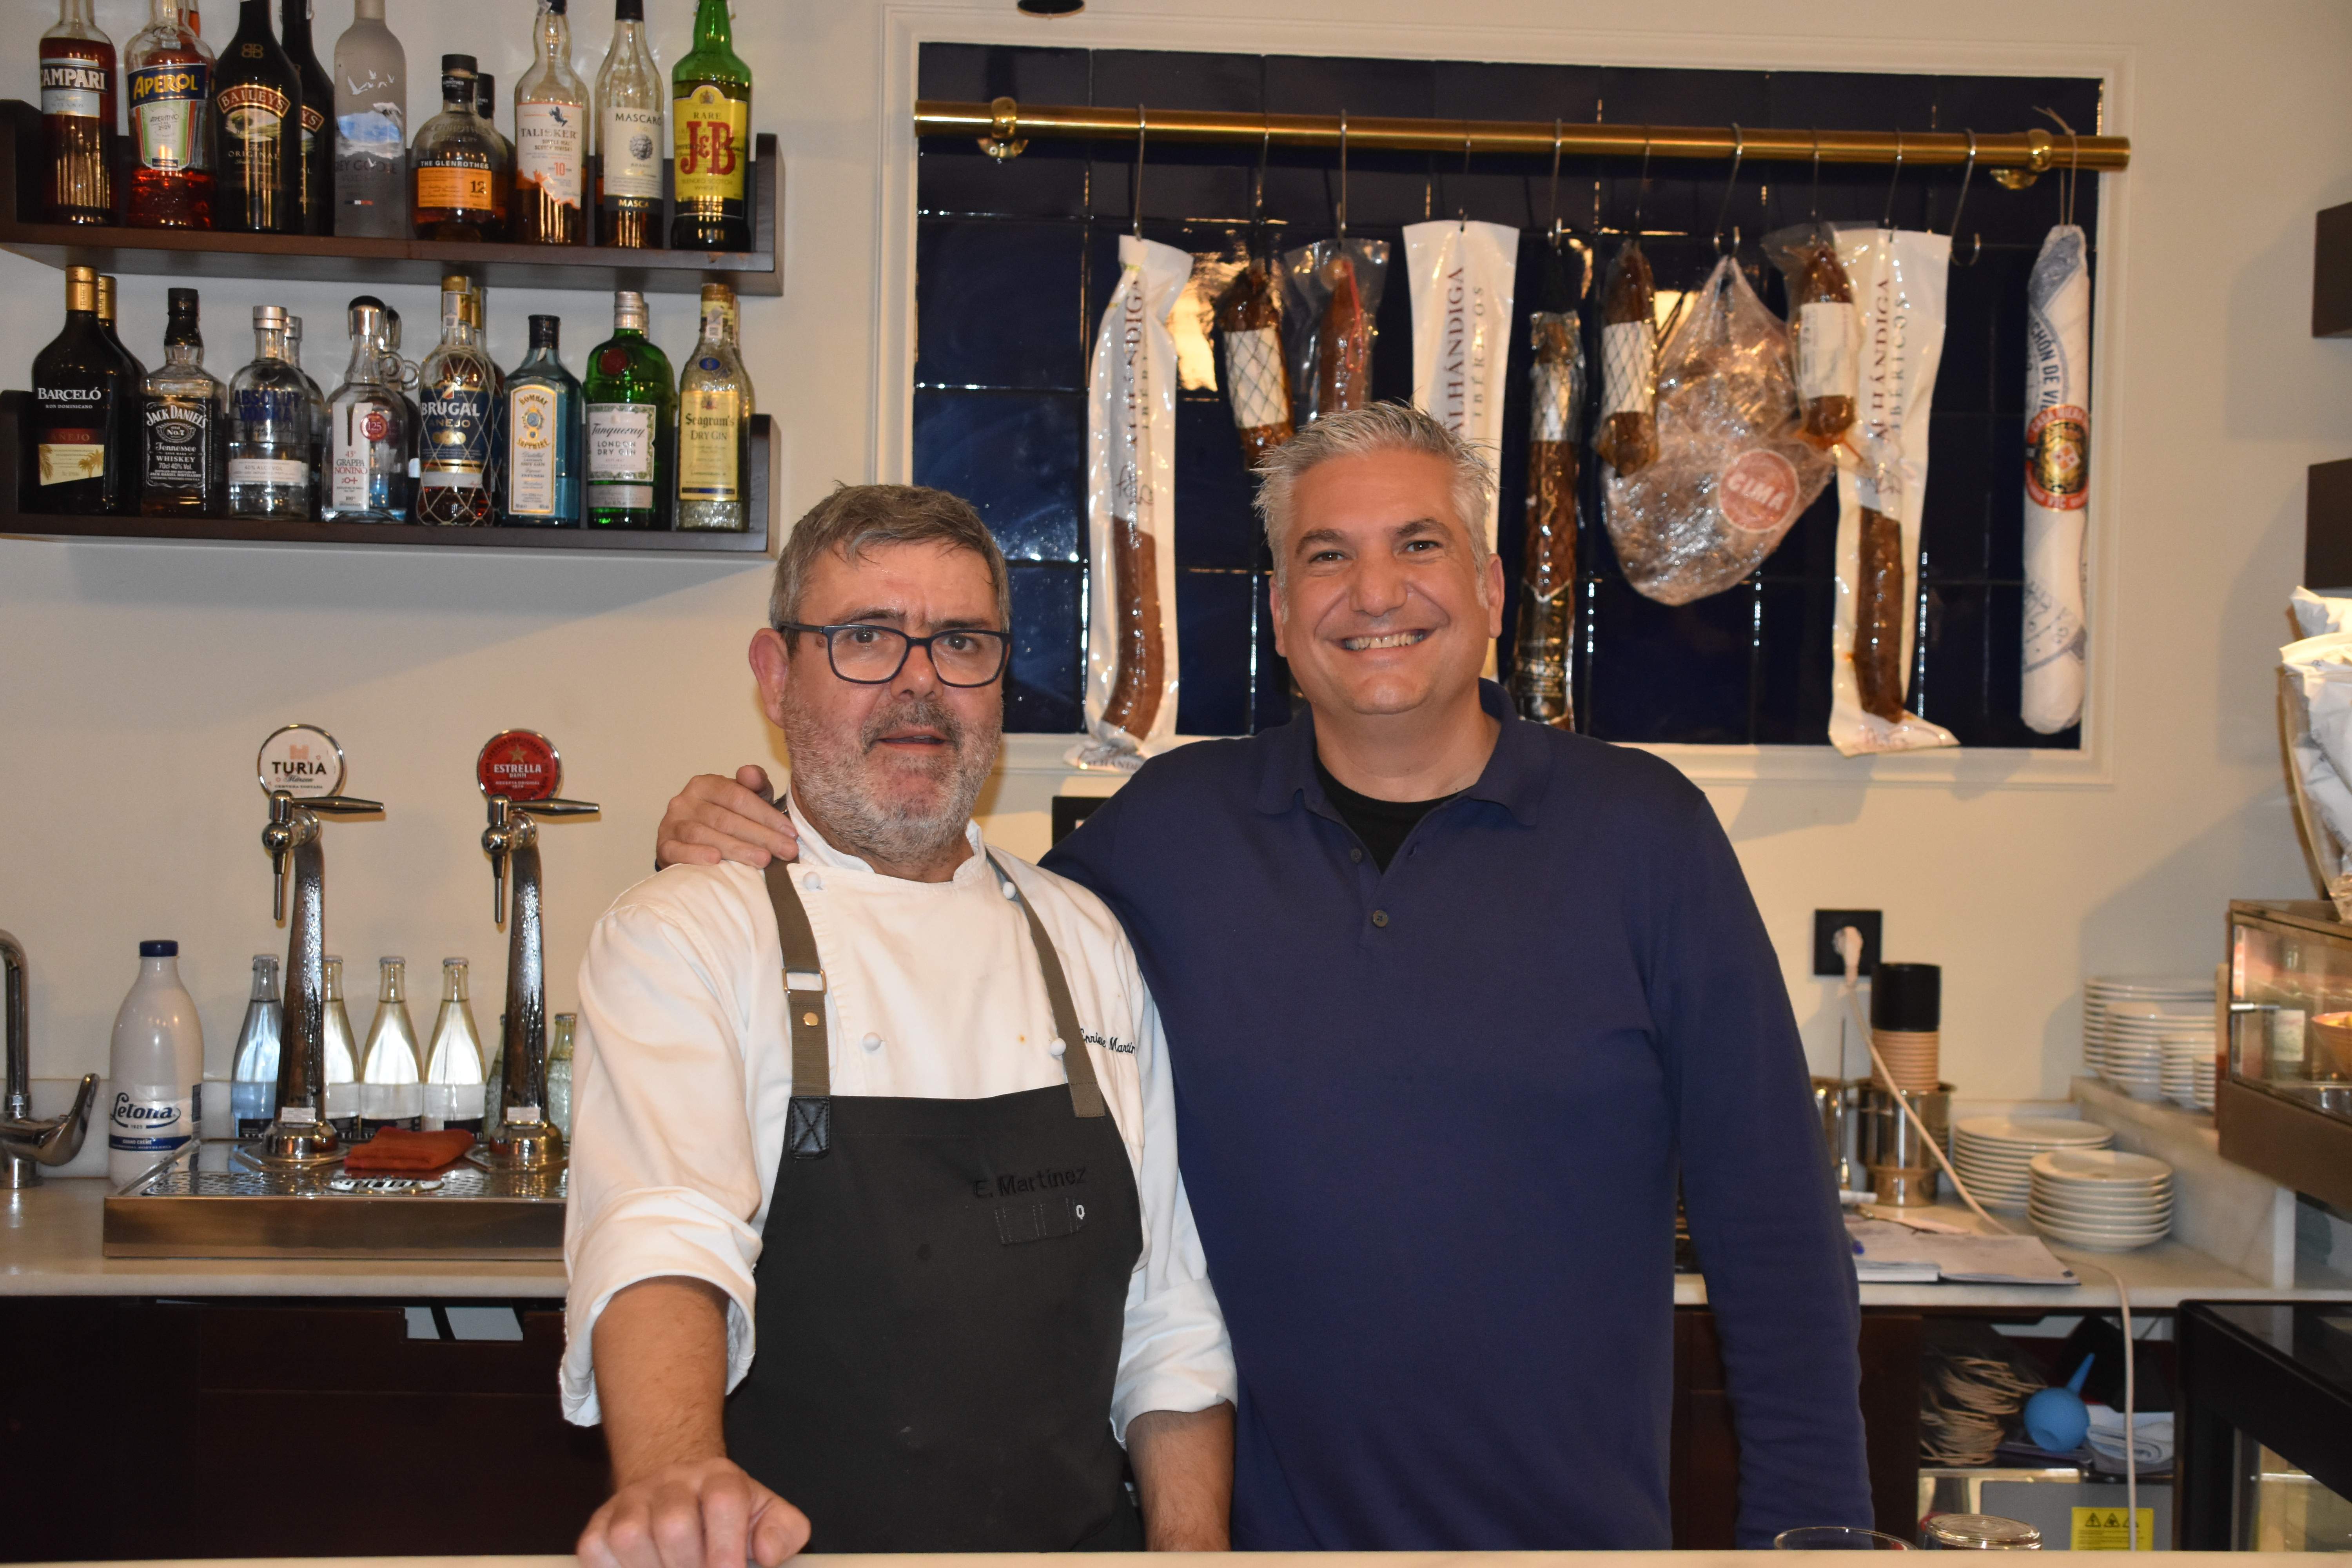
{"left": 475, "top": 731, "right": 597, "bottom": 1171}
{"left": 251, "top": 725, "right": 379, "bottom": 1166}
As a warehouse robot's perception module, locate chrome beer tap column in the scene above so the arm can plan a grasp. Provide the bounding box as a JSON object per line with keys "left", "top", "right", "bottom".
{"left": 253, "top": 725, "right": 381, "bottom": 1166}
{"left": 1, "top": 930, "right": 98, "bottom": 1189}
{"left": 475, "top": 731, "right": 597, "bottom": 1171}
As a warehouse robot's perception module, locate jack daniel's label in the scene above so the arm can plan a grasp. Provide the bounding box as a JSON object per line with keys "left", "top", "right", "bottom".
{"left": 144, "top": 396, "right": 214, "bottom": 488}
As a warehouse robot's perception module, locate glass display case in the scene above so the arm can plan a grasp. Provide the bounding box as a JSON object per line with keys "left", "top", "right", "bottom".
{"left": 2221, "top": 902, "right": 2352, "bottom": 1210}
{"left": 2178, "top": 1302, "right": 2352, "bottom": 1550}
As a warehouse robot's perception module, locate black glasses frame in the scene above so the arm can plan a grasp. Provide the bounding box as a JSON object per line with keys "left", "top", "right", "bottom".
{"left": 774, "top": 621, "right": 1013, "bottom": 688}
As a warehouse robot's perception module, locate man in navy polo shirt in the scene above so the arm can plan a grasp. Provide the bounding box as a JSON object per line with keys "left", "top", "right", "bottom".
{"left": 655, "top": 405, "right": 1870, "bottom": 1549}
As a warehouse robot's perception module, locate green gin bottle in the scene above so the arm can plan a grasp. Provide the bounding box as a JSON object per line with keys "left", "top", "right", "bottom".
{"left": 583, "top": 289, "right": 675, "bottom": 529}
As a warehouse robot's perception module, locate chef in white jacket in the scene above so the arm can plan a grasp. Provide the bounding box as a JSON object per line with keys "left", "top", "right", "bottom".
{"left": 564, "top": 483, "right": 1236, "bottom": 1568}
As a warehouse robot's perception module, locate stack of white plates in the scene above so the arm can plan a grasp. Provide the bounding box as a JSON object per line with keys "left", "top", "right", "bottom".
{"left": 2029, "top": 1149, "right": 2174, "bottom": 1250}
{"left": 1951, "top": 1116, "right": 2115, "bottom": 1212}
{"left": 2102, "top": 1001, "right": 2214, "bottom": 1100}
{"left": 2160, "top": 1030, "right": 2218, "bottom": 1111}
{"left": 2084, "top": 975, "right": 2212, "bottom": 1083}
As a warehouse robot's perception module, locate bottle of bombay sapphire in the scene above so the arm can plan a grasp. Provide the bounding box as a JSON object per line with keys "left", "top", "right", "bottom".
{"left": 501, "top": 313, "right": 582, "bottom": 525}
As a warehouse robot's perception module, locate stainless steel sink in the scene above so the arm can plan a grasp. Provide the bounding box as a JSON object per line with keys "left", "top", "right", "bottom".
{"left": 102, "top": 1139, "right": 564, "bottom": 1259}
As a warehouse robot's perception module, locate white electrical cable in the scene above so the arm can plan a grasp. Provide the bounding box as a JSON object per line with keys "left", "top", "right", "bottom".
{"left": 1834, "top": 927, "right": 2140, "bottom": 1548}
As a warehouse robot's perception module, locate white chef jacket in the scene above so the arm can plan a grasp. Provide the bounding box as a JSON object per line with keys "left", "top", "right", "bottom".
{"left": 561, "top": 803, "right": 1234, "bottom": 1441}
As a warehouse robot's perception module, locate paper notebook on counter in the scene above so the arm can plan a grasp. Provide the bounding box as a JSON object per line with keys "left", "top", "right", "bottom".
{"left": 1847, "top": 1218, "right": 2080, "bottom": 1285}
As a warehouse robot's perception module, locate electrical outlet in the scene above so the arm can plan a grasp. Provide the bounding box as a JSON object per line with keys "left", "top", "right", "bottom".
{"left": 1813, "top": 909, "right": 1882, "bottom": 977}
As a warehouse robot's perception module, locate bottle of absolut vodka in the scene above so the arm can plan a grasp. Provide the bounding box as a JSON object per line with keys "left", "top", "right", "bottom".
{"left": 417, "top": 276, "right": 497, "bottom": 524}
{"left": 227, "top": 305, "right": 316, "bottom": 519}
{"left": 32, "top": 266, "right": 138, "bottom": 515}
{"left": 329, "top": 0, "right": 405, "bottom": 236}
{"left": 359, "top": 956, "right": 423, "bottom": 1134}
{"left": 141, "top": 288, "right": 228, "bottom": 516}
{"left": 503, "top": 314, "right": 583, "bottom": 525}
{"left": 321, "top": 953, "right": 361, "bottom": 1140}
{"left": 677, "top": 283, "right": 753, "bottom": 530}
{"left": 229, "top": 953, "right": 283, "bottom": 1138}
{"left": 323, "top": 296, "right": 411, "bottom": 521}
{"left": 422, "top": 956, "right": 484, "bottom": 1135}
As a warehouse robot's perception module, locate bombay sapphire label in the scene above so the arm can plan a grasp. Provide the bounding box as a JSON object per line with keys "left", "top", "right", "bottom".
{"left": 477, "top": 730, "right": 561, "bottom": 802}
{"left": 420, "top": 388, "right": 490, "bottom": 484}
{"left": 507, "top": 385, "right": 558, "bottom": 515}
{"left": 130, "top": 62, "right": 209, "bottom": 172}
{"left": 257, "top": 723, "right": 346, "bottom": 799}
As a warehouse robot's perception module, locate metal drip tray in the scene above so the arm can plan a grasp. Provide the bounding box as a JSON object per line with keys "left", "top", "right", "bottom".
{"left": 102, "top": 1142, "right": 566, "bottom": 1259}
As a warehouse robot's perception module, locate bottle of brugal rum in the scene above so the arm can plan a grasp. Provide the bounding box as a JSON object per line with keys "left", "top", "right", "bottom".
{"left": 416, "top": 276, "right": 498, "bottom": 525}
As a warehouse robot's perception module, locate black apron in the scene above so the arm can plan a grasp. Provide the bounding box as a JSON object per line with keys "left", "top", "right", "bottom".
{"left": 723, "top": 854, "right": 1144, "bottom": 1553}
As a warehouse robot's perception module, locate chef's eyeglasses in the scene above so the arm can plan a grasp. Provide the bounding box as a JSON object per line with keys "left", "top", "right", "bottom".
{"left": 774, "top": 621, "right": 1012, "bottom": 687}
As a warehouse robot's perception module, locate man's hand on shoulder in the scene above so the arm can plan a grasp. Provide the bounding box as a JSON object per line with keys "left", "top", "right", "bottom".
{"left": 657, "top": 766, "right": 800, "bottom": 870}
{"left": 578, "top": 1455, "right": 810, "bottom": 1568}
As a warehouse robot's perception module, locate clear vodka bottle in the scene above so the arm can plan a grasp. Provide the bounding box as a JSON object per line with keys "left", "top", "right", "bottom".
{"left": 423, "top": 956, "right": 485, "bottom": 1135}
{"left": 416, "top": 276, "right": 497, "bottom": 524}
{"left": 323, "top": 294, "right": 412, "bottom": 521}
{"left": 359, "top": 955, "right": 423, "bottom": 1134}
{"left": 321, "top": 953, "right": 362, "bottom": 1139}
{"left": 229, "top": 953, "right": 283, "bottom": 1138}
{"left": 676, "top": 283, "right": 752, "bottom": 531}
{"left": 285, "top": 314, "right": 332, "bottom": 505}
{"left": 329, "top": 0, "right": 405, "bottom": 236}
{"left": 227, "top": 305, "right": 316, "bottom": 520}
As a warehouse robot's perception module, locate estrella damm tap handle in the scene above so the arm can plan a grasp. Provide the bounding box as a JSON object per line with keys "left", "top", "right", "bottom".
{"left": 523, "top": 797, "right": 601, "bottom": 818}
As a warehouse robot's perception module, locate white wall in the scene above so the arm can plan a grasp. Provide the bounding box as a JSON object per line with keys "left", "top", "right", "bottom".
{"left": 3, "top": 0, "right": 2345, "bottom": 1116}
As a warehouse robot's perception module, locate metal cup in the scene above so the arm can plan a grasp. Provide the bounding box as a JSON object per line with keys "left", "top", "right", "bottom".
{"left": 1861, "top": 1082, "right": 1952, "bottom": 1206}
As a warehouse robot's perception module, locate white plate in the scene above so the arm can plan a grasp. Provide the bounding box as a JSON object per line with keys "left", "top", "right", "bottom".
{"left": 2030, "top": 1208, "right": 2172, "bottom": 1235}
{"left": 2030, "top": 1191, "right": 2173, "bottom": 1221}
{"left": 1955, "top": 1116, "right": 2114, "bottom": 1147}
{"left": 2032, "top": 1148, "right": 2172, "bottom": 1183}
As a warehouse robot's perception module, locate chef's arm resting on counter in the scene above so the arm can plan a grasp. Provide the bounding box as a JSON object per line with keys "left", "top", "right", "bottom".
{"left": 580, "top": 1276, "right": 810, "bottom": 1568}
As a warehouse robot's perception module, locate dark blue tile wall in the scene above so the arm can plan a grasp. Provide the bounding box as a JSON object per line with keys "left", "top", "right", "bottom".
{"left": 916, "top": 43, "right": 2099, "bottom": 746}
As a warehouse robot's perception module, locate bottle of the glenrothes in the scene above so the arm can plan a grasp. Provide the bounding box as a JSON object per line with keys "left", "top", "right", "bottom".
{"left": 503, "top": 314, "right": 583, "bottom": 525}
{"left": 585, "top": 290, "right": 675, "bottom": 528}
{"left": 41, "top": 0, "right": 118, "bottom": 226}
{"left": 278, "top": 0, "right": 333, "bottom": 234}
{"left": 593, "top": 0, "right": 662, "bottom": 249}
{"left": 677, "top": 283, "right": 752, "bottom": 531}
{"left": 329, "top": 0, "right": 406, "bottom": 236}
{"left": 669, "top": 0, "right": 750, "bottom": 251}
{"left": 512, "top": 0, "right": 588, "bottom": 245}
{"left": 141, "top": 288, "right": 229, "bottom": 517}
{"left": 411, "top": 55, "right": 501, "bottom": 241}
{"left": 212, "top": 0, "right": 301, "bottom": 233}
{"left": 416, "top": 276, "right": 497, "bottom": 525}
{"left": 125, "top": 0, "right": 213, "bottom": 229}
{"left": 31, "top": 267, "right": 137, "bottom": 515}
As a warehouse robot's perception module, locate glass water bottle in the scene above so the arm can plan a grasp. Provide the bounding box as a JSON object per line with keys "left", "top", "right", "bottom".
{"left": 423, "top": 957, "right": 485, "bottom": 1135}
{"left": 229, "top": 953, "right": 283, "bottom": 1138}
{"left": 359, "top": 956, "right": 423, "bottom": 1134}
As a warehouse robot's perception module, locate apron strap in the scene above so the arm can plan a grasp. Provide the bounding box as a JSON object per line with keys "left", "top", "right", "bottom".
{"left": 764, "top": 858, "right": 835, "bottom": 1158}
{"left": 985, "top": 854, "right": 1108, "bottom": 1121}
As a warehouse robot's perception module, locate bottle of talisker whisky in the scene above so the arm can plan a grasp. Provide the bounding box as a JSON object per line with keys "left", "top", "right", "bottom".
{"left": 40, "top": 0, "right": 118, "bottom": 225}
{"left": 31, "top": 267, "right": 138, "bottom": 514}
{"left": 512, "top": 0, "right": 589, "bottom": 245}
{"left": 412, "top": 55, "right": 501, "bottom": 240}
{"left": 125, "top": 0, "right": 213, "bottom": 229}
{"left": 141, "top": 288, "right": 228, "bottom": 516}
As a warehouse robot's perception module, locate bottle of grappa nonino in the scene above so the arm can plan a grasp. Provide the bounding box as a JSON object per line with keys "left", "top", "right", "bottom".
{"left": 416, "top": 276, "right": 497, "bottom": 524}
{"left": 677, "top": 283, "right": 753, "bottom": 531}
{"left": 585, "top": 289, "right": 675, "bottom": 528}
{"left": 323, "top": 295, "right": 412, "bottom": 521}
{"left": 227, "top": 304, "right": 316, "bottom": 519}
{"left": 141, "top": 288, "right": 229, "bottom": 517}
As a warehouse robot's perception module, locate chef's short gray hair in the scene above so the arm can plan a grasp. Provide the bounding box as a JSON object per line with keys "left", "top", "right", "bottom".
{"left": 770, "top": 483, "right": 1011, "bottom": 638}
{"left": 1252, "top": 403, "right": 1496, "bottom": 580}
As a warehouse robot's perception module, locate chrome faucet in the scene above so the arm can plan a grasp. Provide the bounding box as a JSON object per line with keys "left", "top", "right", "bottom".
{"left": 479, "top": 791, "right": 598, "bottom": 1169}
{"left": 0, "top": 931, "right": 97, "bottom": 1188}
{"left": 255, "top": 789, "right": 382, "bottom": 1165}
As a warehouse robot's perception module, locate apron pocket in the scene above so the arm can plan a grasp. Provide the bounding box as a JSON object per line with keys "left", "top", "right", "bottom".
{"left": 993, "top": 1194, "right": 1088, "bottom": 1246}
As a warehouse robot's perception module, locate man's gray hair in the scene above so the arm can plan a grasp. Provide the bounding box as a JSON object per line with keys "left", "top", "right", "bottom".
{"left": 1251, "top": 403, "right": 1497, "bottom": 575}
{"left": 770, "top": 483, "right": 1011, "bottom": 635}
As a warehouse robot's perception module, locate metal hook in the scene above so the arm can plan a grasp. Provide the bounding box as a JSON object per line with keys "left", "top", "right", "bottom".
{"left": 1630, "top": 125, "right": 1653, "bottom": 233}
{"left": 1547, "top": 117, "right": 1566, "bottom": 249}
{"left": 1809, "top": 128, "right": 1823, "bottom": 223}
{"left": 1131, "top": 105, "right": 1147, "bottom": 238}
{"left": 1337, "top": 110, "right": 1349, "bottom": 240}
{"left": 1711, "top": 123, "right": 1746, "bottom": 254}
{"left": 2033, "top": 106, "right": 2083, "bottom": 226}
{"left": 1880, "top": 129, "right": 1905, "bottom": 232}
{"left": 1947, "top": 129, "right": 1982, "bottom": 266}
{"left": 1250, "top": 116, "right": 1270, "bottom": 256}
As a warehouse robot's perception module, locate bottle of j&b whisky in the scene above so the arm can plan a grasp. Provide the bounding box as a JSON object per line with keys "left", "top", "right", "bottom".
{"left": 212, "top": 0, "right": 302, "bottom": 233}
{"left": 125, "top": 0, "right": 214, "bottom": 229}
{"left": 669, "top": 0, "right": 750, "bottom": 251}
{"left": 141, "top": 288, "right": 229, "bottom": 517}
{"left": 41, "top": 0, "right": 118, "bottom": 226}
{"left": 412, "top": 55, "right": 501, "bottom": 240}
{"left": 31, "top": 267, "right": 138, "bottom": 515}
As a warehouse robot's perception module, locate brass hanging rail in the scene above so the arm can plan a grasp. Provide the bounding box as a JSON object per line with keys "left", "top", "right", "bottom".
{"left": 915, "top": 97, "right": 2128, "bottom": 177}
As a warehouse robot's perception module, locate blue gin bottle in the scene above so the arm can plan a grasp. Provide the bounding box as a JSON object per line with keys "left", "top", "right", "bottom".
{"left": 501, "top": 312, "right": 583, "bottom": 526}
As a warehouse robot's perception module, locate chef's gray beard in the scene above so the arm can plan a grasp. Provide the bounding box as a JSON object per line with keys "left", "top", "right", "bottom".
{"left": 780, "top": 688, "right": 1001, "bottom": 868}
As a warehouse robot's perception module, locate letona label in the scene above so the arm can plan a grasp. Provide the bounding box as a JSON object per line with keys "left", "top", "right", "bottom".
{"left": 130, "top": 62, "right": 209, "bottom": 172}
{"left": 672, "top": 84, "right": 747, "bottom": 206}
{"left": 257, "top": 722, "right": 347, "bottom": 799}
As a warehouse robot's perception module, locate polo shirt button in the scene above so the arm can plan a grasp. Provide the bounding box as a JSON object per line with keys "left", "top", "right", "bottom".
{"left": 1349, "top": 846, "right": 1364, "bottom": 864}
{"left": 860, "top": 1032, "right": 883, "bottom": 1053}
{"left": 1370, "top": 909, "right": 1390, "bottom": 928}
{"left": 803, "top": 873, "right": 824, "bottom": 892}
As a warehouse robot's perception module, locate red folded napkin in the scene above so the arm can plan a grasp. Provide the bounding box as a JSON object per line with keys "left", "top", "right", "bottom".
{"left": 342, "top": 1127, "right": 476, "bottom": 1173}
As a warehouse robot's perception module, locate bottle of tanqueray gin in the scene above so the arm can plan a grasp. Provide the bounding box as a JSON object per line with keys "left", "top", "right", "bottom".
{"left": 108, "top": 939, "right": 206, "bottom": 1185}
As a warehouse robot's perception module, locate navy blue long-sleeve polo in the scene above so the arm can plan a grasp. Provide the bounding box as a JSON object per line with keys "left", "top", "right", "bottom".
{"left": 1042, "top": 681, "right": 1869, "bottom": 1550}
